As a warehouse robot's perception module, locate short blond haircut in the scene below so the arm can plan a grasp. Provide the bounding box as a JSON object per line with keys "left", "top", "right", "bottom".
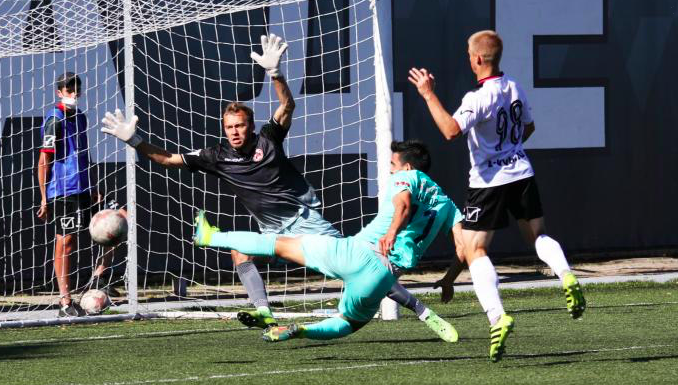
{"left": 468, "top": 30, "right": 503, "bottom": 67}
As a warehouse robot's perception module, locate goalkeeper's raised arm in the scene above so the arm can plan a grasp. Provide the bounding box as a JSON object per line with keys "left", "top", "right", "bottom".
{"left": 250, "top": 33, "right": 295, "bottom": 129}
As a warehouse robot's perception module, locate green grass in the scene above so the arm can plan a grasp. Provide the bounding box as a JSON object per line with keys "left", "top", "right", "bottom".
{"left": 1, "top": 281, "right": 677, "bottom": 385}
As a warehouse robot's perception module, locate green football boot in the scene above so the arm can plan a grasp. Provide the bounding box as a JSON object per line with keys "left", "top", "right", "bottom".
{"left": 424, "top": 311, "right": 459, "bottom": 343}
{"left": 489, "top": 313, "right": 514, "bottom": 363}
{"left": 193, "top": 210, "right": 219, "bottom": 246}
{"left": 563, "top": 272, "right": 586, "bottom": 319}
{"left": 262, "top": 324, "right": 302, "bottom": 342}
{"left": 237, "top": 309, "right": 278, "bottom": 329}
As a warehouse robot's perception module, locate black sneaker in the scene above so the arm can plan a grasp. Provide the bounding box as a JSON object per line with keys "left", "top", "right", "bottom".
{"left": 101, "top": 286, "right": 121, "bottom": 297}
{"left": 58, "top": 301, "right": 84, "bottom": 317}
{"left": 89, "top": 275, "right": 122, "bottom": 297}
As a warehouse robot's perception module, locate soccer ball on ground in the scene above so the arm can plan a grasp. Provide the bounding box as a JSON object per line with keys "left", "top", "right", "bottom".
{"left": 80, "top": 289, "right": 111, "bottom": 315}
{"left": 89, "top": 209, "right": 127, "bottom": 246}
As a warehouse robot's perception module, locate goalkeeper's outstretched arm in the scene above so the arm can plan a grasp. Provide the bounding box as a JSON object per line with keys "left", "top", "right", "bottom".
{"left": 101, "top": 109, "right": 185, "bottom": 168}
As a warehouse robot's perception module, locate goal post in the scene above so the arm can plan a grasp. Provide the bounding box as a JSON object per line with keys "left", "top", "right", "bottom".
{"left": 372, "top": 0, "right": 399, "bottom": 321}
{"left": 0, "top": 0, "right": 395, "bottom": 326}
{"left": 123, "top": 0, "right": 139, "bottom": 316}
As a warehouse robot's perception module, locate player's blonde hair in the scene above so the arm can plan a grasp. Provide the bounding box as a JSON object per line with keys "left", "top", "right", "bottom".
{"left": 468, "top": 30, "right": 503, "bottom": 67}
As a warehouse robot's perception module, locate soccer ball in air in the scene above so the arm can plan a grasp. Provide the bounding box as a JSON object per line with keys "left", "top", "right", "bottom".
{"left": 80, "top": 289, "right": 110, "bottom": 315}
{"left": 89, "top": 209, "right": 127, "bottom": 246}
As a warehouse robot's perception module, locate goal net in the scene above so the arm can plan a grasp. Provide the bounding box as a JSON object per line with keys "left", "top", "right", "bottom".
{"left": 0, "top": 0, "right": 394, "bottom": 325}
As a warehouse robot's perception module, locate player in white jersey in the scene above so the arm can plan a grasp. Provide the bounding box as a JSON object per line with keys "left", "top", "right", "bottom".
{"left": 409, "top": 30, "right": 586, "bottom": 362}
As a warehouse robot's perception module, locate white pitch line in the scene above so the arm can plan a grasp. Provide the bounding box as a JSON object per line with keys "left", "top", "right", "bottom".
{"left": 61, "top": 344, "right": 674, "bottom": 385}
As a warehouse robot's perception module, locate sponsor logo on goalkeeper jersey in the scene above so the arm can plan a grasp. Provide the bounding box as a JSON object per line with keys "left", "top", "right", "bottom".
{"left": 253, "top": 148, "right": 264, "bottom": 162}
{"left": 394, "top": 181, "right": 410, "bottom": 187}
{"left": 224, "top": 156, "right": 246, "bottom": 162}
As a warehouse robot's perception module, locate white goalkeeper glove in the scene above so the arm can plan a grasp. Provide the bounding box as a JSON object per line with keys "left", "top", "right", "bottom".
{"left": 250, "top": 33, "right": 288, "bottom": 78}
{"left": 101, "top": 109, "right": 142, "bottom": 147}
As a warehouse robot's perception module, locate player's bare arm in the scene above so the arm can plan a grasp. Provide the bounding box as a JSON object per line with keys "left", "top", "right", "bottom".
{"left": 36, "top": 151, "right": 53, "bottom": 220}
{"left": 378, "top": 190, "right": 412, "bottom": 256}
{"left": 272, "top": 76, "right": 295, "bottom": 129}
{"left": 101, "top": 109, "right": 185, "bottom": 169}
{"left": 522, "top": 122, "right": 535, "bottom": 143}
{"left": 135, "top": 142, "right": 185, "bottom": 168}
{"left": 408, "top": 67, "right": 462, "bottom": 141}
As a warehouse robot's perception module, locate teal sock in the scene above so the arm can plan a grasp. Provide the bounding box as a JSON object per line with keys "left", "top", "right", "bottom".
{"left": 301, "top": 317, "right": 353, "bottom": 340}
{"left": 210, "top": 231, "right": 277, "bottom": 256}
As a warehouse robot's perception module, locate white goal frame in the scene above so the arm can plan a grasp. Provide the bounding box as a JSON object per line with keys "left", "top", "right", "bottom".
{"left": 0, "top": 0, "right": 397, "bottom": 327}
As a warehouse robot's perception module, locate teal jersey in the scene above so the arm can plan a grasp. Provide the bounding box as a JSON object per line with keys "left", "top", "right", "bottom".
{"left": 355, "top": 170, "right": 463, "bottom": 269}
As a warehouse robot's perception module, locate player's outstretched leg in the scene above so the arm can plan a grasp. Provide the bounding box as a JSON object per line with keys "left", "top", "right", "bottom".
{"left": 387, "top": 282, "right": 458, "bottom": 342}
{"left": 193, "top": 211, "right": 277, "bottom": 255}
{"left": 562, "top": 272, "right": 586, "bottom": 319}
{"left": 489, "top": 313, "right": 514, "bottom": 362}
{"left": 263, "top": 317, "right": 354, "bottom": 342}
{"left": 193, "top": 210, "right": 220, "bottom": 246}
{"left": 262, "top": 324, "right": 302, "bottom": 342}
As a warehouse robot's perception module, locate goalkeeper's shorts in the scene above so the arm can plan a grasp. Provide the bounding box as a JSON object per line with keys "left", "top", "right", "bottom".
{"left": 260, "top": 207, "right": 341, "bottom": 238}
{"left": 301, "top": 235, "right": 395, "bottom": 323}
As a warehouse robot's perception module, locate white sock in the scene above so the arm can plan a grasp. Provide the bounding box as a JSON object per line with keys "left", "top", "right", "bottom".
{"left": 535, "top": 235, "right": 571, "bottom": 280}
{"left": 469, "top": 256, "right": 504, "bottom": 326}
{"left": 418, "top": 308, "right": 431, "bottom": 321}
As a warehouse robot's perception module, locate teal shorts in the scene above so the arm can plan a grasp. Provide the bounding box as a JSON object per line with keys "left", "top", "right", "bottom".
{"left": 301, "top": 235, "right": 396, "bottom": 323}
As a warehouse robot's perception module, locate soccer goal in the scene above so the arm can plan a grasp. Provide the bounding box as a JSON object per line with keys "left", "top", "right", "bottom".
{"left": 0, "top": 0, "right": 397, "bottom": 327}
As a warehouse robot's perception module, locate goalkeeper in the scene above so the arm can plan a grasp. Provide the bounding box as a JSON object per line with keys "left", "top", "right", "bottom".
{"left": 192, "top": 140, "right": 465, "bottom": 343}
{"left": 101, "top": 35, "right": 458, "bottom": 341}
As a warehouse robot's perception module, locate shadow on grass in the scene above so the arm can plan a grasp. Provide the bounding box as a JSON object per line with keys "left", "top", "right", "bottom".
{"left": 0, "top": 327, "right": 242, "bottom": 351}
{"left": 211, "top": 360, "right": 258, "bottom": 364}
{"left": 0, "top": 344, "right": 61, "bottom": 361}
{"left": 307, "top": 354, "right": 482, "bottom": 363}
{"left": 441, "top": 301, "right": 678, "bottom": 321}
{"left": 274, "top": 336, "right": 487, "bottom": 352}
{"left": 511, "top": 353, "right": 678, "bottom": 367}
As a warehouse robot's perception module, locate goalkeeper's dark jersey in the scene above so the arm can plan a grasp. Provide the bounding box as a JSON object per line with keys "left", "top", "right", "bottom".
{"left": 181, "top": 118, "right": 320, "bottom": 230}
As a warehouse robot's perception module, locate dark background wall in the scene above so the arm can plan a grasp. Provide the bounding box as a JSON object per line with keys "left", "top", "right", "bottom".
{"left": 1, "top": 0, "right": 677, "bottom": 292}
{"left": 394, "top": 0, "right": 678, "bottom": 258}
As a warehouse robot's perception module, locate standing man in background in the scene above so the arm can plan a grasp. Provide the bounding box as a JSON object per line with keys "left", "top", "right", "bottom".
{"left": 37, "top": 72, "right": 116, "bottom": 317}
{"left": 409, "top": 30, "right": 586, "bottom": 362}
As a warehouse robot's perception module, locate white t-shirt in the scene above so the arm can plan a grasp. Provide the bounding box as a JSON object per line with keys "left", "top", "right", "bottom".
{"left": 453, "top": 74, "right": 535, "bottom": 188}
